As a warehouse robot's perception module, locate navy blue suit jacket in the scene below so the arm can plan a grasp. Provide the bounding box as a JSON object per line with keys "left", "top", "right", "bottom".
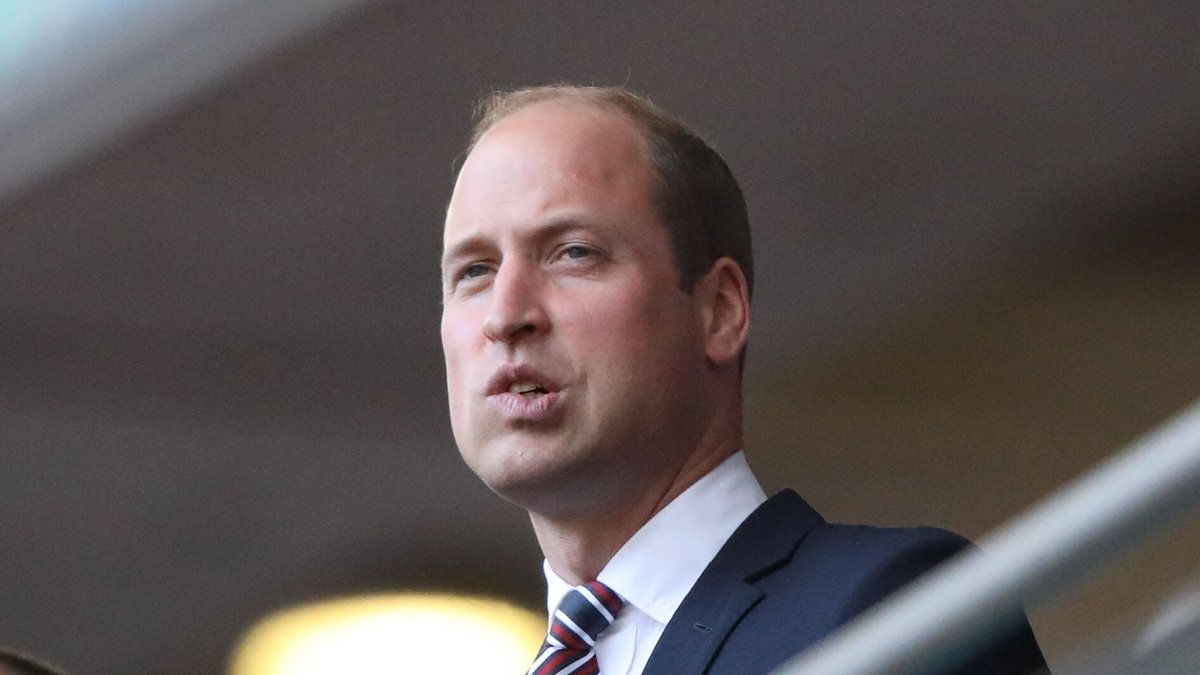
{"left": 641, "top": 490, "right": 1046, "bottom": 674}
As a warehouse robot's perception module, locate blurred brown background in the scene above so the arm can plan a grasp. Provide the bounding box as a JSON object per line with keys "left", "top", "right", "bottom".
{"left": 2, "top": 2, "right": 1198, "bottom": 673}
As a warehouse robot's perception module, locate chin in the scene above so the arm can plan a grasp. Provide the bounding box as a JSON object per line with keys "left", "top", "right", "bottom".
{"left": 465, "top": 438, "right": 590, "bottom": 511}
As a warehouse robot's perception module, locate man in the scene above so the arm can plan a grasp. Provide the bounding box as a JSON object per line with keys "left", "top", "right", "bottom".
{"left": 440, "top": 85, "right": 1046, "bottom": 674}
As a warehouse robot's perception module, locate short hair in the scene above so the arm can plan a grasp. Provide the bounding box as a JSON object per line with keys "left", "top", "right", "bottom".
{"left": 467, "top": 85, "right": 754, "bottom": 299}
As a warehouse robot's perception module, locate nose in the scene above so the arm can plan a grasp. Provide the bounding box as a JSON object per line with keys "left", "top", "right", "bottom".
{"left": 481, "top": 261, "right": 548, "bottom": 344}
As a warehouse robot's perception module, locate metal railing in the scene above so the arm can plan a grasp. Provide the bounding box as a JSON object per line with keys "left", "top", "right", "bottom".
{"left": 775, "top": 397, "right": 1200, "bottom": 674}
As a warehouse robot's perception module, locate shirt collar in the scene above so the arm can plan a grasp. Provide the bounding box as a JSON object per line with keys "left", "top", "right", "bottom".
{"left": 543, "top": 451, "right": 767, "bottom": 625}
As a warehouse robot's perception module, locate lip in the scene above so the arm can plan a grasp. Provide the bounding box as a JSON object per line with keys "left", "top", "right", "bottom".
{"left": 484, "top": 363, "right": 565, "bottom": 423}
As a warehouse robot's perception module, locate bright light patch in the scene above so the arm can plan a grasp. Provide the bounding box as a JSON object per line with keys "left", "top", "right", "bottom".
{"left": 0, "top": 1, "right": 155, "bottom": 79}
{"left": 229, "top": 594, "right": 545, "bottom": 675}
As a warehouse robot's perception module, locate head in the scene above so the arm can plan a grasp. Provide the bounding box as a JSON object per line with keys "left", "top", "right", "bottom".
{"left": 440, "top": 86, "right": 752, "bottom": 517}
{"left": 468, "top": 86, "right": 754, "bottom": 304}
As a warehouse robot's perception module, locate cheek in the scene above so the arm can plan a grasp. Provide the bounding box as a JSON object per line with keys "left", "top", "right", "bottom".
{"left": 441, "top": 304, "right": 480, "bottom": 360}
{"left": 441, "top": 322, "right": 479, "bottom": 453}
{"left": 441, "top": 311, "right": 478, "bottom": 405}
{"left": 566, "top": 286, "right": 693, "bottom": 373}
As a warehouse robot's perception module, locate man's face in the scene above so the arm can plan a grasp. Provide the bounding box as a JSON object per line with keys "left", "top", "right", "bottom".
{"left": 440, "top": 100, "right": 710, "bottom": 514}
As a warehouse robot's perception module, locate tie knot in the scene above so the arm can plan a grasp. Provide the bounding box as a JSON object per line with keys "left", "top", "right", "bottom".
{"left": 528, "top": 580, "right": 624, "bottom": 675}
{"left": 556, "top": 580, "right": 624, "bottom": 641}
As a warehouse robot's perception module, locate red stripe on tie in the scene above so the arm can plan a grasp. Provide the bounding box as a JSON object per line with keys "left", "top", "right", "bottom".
{"left": 551, "top": 620, "right": 588, "bottom": 651}
{"left": 586, "top": 581, "right": 622, "bottom": 616}
{"left": 534, "top": 649, "right": 572, "bottom": 675}
{"left": 576, "top": 657, "right": 600, "bottom": 675}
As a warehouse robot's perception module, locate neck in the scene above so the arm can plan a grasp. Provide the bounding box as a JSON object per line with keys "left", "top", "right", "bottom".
{"left": 530, "top": 420, "right": 742, "bottom": 586}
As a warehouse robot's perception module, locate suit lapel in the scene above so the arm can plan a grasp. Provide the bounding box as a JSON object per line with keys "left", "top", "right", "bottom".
{"left": 642, "top": 490, "right": 823, "bottom": 674}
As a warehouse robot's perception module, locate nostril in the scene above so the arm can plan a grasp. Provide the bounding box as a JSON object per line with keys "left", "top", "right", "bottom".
{"left": 482, "top": 316, "right": 542, "bottom": 343}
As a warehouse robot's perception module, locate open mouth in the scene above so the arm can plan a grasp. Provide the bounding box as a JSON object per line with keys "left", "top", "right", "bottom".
{"left": 486, "top": 364, "right": 563, "bottom": 405}
{"left": 485, "top": 365, "right": 563, "bottom": 421}
{"left": 510, "top": 381, "right": 551, "bottom": 398}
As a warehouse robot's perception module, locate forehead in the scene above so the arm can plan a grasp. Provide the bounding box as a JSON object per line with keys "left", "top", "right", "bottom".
{"left": 444, "top": 100, "right": 657, "bottom": 243}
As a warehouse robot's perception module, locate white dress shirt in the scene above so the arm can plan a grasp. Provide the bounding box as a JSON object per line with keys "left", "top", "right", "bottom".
{"left": 542, "top": 451, "right": 767, "bottom": 674}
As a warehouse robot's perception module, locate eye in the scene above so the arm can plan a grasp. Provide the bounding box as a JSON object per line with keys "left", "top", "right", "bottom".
{"left": 462, "top": 263, "right": 492, "bottom": 279}
{"left": 446, "top": 262, "right": 493, "bottom": 293}
{"left": 561, "top": 244, "right": 593, "bottom": 260}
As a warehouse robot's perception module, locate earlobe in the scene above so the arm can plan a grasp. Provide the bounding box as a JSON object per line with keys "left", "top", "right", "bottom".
{"left": 701, "top": 258, "right": 751, "bottom": 366}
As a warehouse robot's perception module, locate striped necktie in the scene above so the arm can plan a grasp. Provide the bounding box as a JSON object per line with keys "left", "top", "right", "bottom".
{"left": 528, "top": 580, "right": 624, "bottom": 675}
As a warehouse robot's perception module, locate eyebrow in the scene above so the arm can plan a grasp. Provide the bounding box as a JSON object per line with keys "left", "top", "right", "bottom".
{"left": 440, "top": 235, "right": 489, "bottom": 272}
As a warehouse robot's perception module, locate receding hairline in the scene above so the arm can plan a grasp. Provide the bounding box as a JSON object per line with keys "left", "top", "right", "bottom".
{"left": 450, "top": 95, "right": 661, "bottom": 219}
{"left": 471, "top": 98, "right": 650, "bottom": 158}
{"left": 468, "top": 85, "right": 681, "bottom": 155}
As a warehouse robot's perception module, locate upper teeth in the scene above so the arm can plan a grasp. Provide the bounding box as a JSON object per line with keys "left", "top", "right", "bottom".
{"left": 511, "top": 381, "right": 541, "bottom": 394}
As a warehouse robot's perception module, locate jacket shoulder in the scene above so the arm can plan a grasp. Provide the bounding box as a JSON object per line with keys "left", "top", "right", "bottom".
{"left": 794, "top": 522, "right": 971, "bottom": 623}
{"left": 750, "top": 513, "right": 1046, "bottom": 674}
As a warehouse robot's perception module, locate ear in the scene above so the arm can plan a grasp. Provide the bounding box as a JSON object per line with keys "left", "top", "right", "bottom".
{"left": 697, "top": 257, "right": 751, "bottom": 367}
